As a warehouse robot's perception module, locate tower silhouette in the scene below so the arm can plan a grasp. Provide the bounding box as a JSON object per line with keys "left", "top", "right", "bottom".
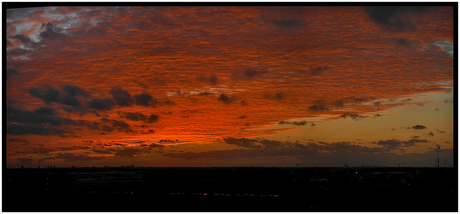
{"left": 435, "top": 145, "right": 440, "bottom": 168}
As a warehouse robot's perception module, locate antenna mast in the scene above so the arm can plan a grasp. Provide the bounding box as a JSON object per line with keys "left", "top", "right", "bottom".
{"left": 436, "top": 145, "right": 440, "bottom": 168}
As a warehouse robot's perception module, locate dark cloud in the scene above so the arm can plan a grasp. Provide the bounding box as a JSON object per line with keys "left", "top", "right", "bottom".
{"left": 376, "top": 139, "right": 429, "bottom": 150}
{"left": 55, "top": 153, "right": 105, "bottom": 162}
{"left": 365, "top": 7, "right": 429, "bottom": 31}
{"left": 315, "top": 141, "right": 385, "bottom": 153}
{"left": 117, "top": 140, "right": 147, "bottom": 145}
{"left": 308, "top": 100, "right": 329, "bottom": 112}
{"left": 125, "top": 128, "right": 135, "bottom": 133}
{"left": 129, "top": 141, "right": 145, "bottom": 144}
{"left": 339, "top": 113, "right": 369, "bottom": 120}
{"left": 8, "top": 138, "right": 30, "bottom": 144}
{"left": 39, "top": 22, "right": 67, "bottom": 41}
{"left": 163, "top": 140, "right": 389, "bottom": 160}
{"left": 224, "top": 138, "right": 293, "bottom": 150}
{"left": 7, "top": 124, "right": 69, "bottom": 135}
{"left": 86, "top": 122, "right": 100, "bottom": 130}
{"left": 344, "top": 96, "right": 371, "bottom": 104}
{"left": 7, "top": 99, "right": 19, "bottom": 105}
{"left": 6, "top": 68, "right": 19, "bottom": 79}
{"left": 332, "top": 96, "right": 372, "bottom": 108}
{"left": 134, "top": 93, "right": 156, "bottom": 106}
{"left": 110, "top": 86, "right": 133, "bottom": 106}
{"left": 238, "top": 68, "right": 267, "bottom": 78}
{"left": 140, "top": 129, "right": 155, "bottom": 134}
{"left": 148, "top": 114, "right": 159, "bottom": 123}
{"left": 196, "top": 91, "right": 213, "bottom": 96}
{"left": 99, "top": 118, "right": 131, "bottom": 132}
{"left": 402, "top": 98, "right": 412, "bottom": 102}
{"left": 395, "top": 38, "right": 411, "bottom": 47}
{"left": 278, "top": 120, "right": 308, "bottom": 126}
{"left": 259, "top": 140, "right": 284, "bottom": 149}
{"left": 270, "top": 18, "right": 302, "bottom": 27}
{"left": 404, "top": 139, "right": 429, "bottom": 146}
{"left": 112, "top": 120, "right": 130, "bottom": 130}
{"left": 15, "top": 147, "right": 54, "bottom": 155}
{"left": 332, "top": 99, "right": 344, "bottom": 107}
{"left": 7, "top": 106, "right": 98, "bottom": 135}
{"left": 101, "top": 125, "right": 114, "bottom": 133}
{"left": 218, "top": 94, "right": 235, "bottom": 104}
{"left": 158, "top": 139, "right": 179, "bottom": 144}
{"left": 62, "top": 84, "right": 89, "bottom": 97}
{"left": 427, "top": 132, "right": 434, "bottom": 137}
{"left": 410, "top": 136, "right": 420, "bottom": 139}
{"left": 28, "top": 85, "right": 87, "bottom": 106}
{"left": 376, "top": 139, "right": 402, "bottom": 151}
{"left": 264, "top": 92, "right": 285, "bottom": 101}
{"left": 149, "top": 143, "right": 165, "bottom": 148}
{"left": 109, "top": 121, "right": 129, "bottom": 131}
{"left": 244, "top": 68, "right": 265, "bottom": 78}
{"left": 11, "top": 34, "right": 32, "bottom": 45}
{"left": 92, "top": 148, "right": 116, "bottom": 154}
{"left": 223, "top": 137, "right": 262, "bottom": 149}
{"left": 223, "top": 137, "right": 430, "bottom": 155}
{"left": 28, "top": 85, "right": 60, "bottom": 104}
{"left": 412, "top": 125, "right": 427, "bottom": 130}
{"left": 7, "top": 8, "right": 31, "bottom": 21}
{"left": 308, "top": 66, "right": 330, "bottom": 76}
{"left": 436, "top": 129, "right": 446, "bottom": 134}
{"left": 60, "top": 95, "right": 80, "bottom": 106}
{"left": 6, "top": 47, "right": 31, "bottom": 59}
{"left": 34, "top": 107, "right": 55, "bottom": 115}
{"left": 161, "top": 148, "right": 295, "bottom": 160}
{"left": 87, "top": 98, "right": 115, "bottom": 110}
{"left": 114, "top": 147, "right": 149, "bottom": 158}
{"left": 58, "top": 146, "right": 90, "bottom": 151}
{"left": 118, "top": 112, "right": 147, "bottom": 122}
{"left": 8, "top": 106, "right": 72, "bottom": 126}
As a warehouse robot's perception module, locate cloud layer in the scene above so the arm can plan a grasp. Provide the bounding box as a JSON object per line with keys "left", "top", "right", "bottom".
{"left": 6, "top": 6, "right": 454, "bottom": 167}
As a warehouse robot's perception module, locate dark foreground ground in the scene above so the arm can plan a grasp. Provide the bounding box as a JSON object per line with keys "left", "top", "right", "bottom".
{"left": 3, "top": 167, "right": 457, "bottom": 211}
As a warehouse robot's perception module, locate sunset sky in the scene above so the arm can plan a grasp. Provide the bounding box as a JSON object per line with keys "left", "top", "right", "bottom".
{"left": 6, "top": 5, "right": 454, "bottom": 168}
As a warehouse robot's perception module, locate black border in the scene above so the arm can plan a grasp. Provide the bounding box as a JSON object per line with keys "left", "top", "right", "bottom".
{"left": 3, "top": 2, "right": 458, "bottom": 212}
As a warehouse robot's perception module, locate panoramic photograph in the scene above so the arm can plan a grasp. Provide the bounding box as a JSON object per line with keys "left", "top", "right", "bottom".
{"left": 4, "top": 4, "right": 456, "bottom": 211}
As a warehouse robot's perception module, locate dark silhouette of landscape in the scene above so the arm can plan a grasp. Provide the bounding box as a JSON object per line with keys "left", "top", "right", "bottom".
{"left": 3, "top": 166, "right": 457, "bottom": 211}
